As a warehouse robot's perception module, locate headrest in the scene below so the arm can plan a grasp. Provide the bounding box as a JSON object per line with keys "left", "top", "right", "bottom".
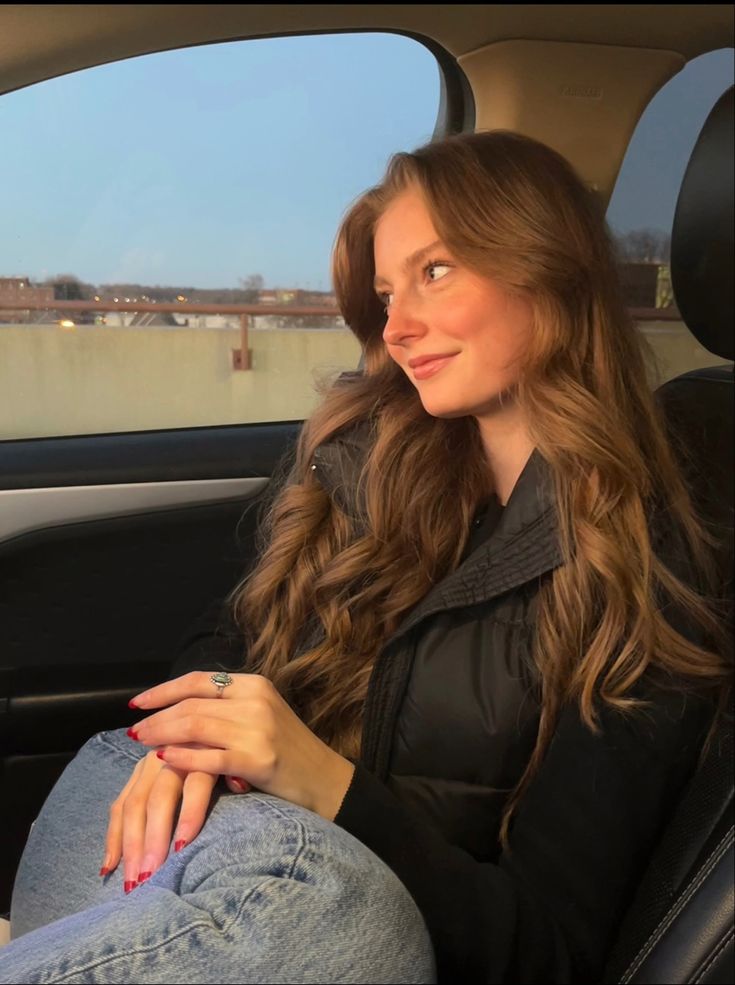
{"left": 671, "top": 86, "right": 734, "bottom": 362}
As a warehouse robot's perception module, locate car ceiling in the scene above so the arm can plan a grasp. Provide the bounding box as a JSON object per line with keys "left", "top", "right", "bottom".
{"left": 0, "top": 4, "right": 733, "bottom": 97}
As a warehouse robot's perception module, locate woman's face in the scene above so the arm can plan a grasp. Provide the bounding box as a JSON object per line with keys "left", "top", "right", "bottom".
{"left": 373, "top": 185, "right": 534, "bottom": 423}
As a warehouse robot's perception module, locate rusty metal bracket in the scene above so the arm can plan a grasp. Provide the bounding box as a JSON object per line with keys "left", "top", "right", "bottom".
{"left": 232, "top": 313, "right": 253, "bottom": 370}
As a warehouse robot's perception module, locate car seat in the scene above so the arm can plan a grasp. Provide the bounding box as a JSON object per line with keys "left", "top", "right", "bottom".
{"left": 602, "top": 85, "right": 734, "bottom": 984}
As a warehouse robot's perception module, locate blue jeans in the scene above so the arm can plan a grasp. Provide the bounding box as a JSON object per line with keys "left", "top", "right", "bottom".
{"left": 0, "top": 728, "right": 437, "bottom": 984}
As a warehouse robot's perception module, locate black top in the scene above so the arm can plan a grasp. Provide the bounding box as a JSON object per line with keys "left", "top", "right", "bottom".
{"left": 327, "top": 494, "right": 712, "bottom": 982}
{"left": 461, "top": 492, "right": 505, "bottom": 562}
{"left": 332, "top": 683, "right": 710, "bottom": 984}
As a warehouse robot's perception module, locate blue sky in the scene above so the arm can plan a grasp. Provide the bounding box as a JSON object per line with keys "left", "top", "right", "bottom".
{"left": 0, "top": 34, "right": 732, "bottom": 290}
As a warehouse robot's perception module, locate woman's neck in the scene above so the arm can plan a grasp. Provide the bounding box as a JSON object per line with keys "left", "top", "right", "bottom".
{"left": 475, "top": 410, "right": 535, "bottom": 507}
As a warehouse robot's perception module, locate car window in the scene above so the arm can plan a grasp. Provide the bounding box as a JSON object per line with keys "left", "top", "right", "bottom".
{"left": 607, "top": 47, "right": 734, "bottom": 387}
{"left": 0, "top": 33, "right": 441, "bottom": 440}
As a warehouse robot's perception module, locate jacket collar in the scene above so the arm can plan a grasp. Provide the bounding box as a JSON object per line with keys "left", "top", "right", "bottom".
{"left": 313, "top": 421, "right": 565, "bottom": 648}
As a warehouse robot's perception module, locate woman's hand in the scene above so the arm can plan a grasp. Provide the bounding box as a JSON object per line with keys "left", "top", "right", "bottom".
{"left": 101, "top": 746, "right": 251, "bottom": 892}
{"left": 128, "top": 671, "right": 356, "bottom": 822}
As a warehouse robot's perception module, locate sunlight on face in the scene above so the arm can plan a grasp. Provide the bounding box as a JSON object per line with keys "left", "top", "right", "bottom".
{"left": 373, "top": 186, "right": 534, "bottom": 423}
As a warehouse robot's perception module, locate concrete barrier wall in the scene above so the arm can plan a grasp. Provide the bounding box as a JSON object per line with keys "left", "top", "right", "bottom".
{"left": 0, "top": 321, "right": 730, "bottom": 440}
{"left": 0, "top": 324, "right": 362, "bottom": 439}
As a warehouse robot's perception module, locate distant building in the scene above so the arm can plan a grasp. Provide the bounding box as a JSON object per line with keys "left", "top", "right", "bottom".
{"left": 256, "top": 288, "right": 337, "bottom": 307}
{"left": 301, "top": 290, "right": 338, "bottom": 307}
{"left": 0, "top": 277, "right": 54, "bottom": 322}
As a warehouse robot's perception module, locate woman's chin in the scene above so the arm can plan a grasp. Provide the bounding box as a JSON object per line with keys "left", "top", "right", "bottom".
{"left": 418, "top": 389, "right": 517, "bottom": 420}
{"left": 419, "top": 399, "right": 470, "bottom": 419}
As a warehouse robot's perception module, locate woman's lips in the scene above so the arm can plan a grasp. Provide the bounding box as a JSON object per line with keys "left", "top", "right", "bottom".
{"left": 411, "top": 354, "right": 457, "bottom": 380}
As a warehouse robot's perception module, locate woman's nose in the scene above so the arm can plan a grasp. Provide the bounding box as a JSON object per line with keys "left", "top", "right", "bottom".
{"left": 382, "top": 303, "right": 426, "bottom": 347}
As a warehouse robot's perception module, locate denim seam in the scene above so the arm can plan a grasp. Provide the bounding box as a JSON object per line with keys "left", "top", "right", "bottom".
{"left": 240, "top": 792, "right": 315, "bottom": 881}
{"left": 46, "top": 879, "right": 274, "bottom": 984}
{"left": 95, "top": 730, "right": 147, "bottom": 766}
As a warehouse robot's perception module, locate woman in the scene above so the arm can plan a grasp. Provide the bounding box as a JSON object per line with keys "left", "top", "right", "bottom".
{"left": 1, "top": 130, "right": 731, "bottom": 984}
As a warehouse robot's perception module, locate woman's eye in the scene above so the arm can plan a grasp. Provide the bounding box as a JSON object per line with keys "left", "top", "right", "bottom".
{"left": 376, "top": 261, "right": 451, "bottom": 310}
{"left": 425, "top": 261, "right": 451, "bottom": 282}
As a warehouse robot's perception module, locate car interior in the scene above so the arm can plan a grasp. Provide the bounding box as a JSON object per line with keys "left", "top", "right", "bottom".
{"left": 0, "top": 5, "right": 732, "bottom": 982}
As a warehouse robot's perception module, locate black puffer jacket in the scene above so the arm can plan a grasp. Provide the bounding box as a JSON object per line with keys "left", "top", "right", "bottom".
{"left": 170, "top": 422, "right": 715, "bottom": 984}
{"left": 310, "top": 422, "right": 561, "bottom": 855}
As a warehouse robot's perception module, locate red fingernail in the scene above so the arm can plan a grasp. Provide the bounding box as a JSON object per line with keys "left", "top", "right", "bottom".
{"left": 228, "top": 776, "right": 248, "bottom": 791}
{"left": 128, "top": 700, "right": 139, "bottom": 709}
{"left": 137, "top": 871, "right": 152, "bottom": 883}
{"left": 156, "top": 749, "right": 166, "bottom": 760}
{"left": 127, "top": 728, "right": 139, "bottom": 741}
{"left": 99, "top": 866, "right": 111, "bottom": 877}
{"left": 124, "top": 881, "right": 137, "bottom": 893}
{"left": 174, "top": 839, "right": 186, "bottom": 853}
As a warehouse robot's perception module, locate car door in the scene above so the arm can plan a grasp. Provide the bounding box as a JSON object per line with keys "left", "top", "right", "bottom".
{"left": 0, "top": 422, "right": 297, "bottom": 912}
{"left": 0, "top": 24, "right": 449, "bottom": 914}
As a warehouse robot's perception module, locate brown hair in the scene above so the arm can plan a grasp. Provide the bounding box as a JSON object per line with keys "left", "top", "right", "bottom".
{"left": 229, "top": 131, "right": 732, "bottom": 851}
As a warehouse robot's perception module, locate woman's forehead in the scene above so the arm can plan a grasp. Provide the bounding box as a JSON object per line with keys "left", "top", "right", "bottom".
{"left": 373, "top": 190, "right": 440, "bottom": 263}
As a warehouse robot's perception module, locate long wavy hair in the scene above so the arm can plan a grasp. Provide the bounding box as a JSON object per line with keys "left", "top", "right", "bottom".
{"left": 229, "top": 131, "right": 732, "bottom": 851}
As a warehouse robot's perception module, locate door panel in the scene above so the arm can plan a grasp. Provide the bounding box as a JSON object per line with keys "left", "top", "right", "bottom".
{"left": 0, "top": 421, "right": 300, "bottom": 913}
{"left": 0, "top": 477, "right": 268, "bottom": 541}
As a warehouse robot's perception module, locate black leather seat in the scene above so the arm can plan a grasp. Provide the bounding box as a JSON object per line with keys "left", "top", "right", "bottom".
{"left": 602, "top": 86, "right": 734, "bottom": 984}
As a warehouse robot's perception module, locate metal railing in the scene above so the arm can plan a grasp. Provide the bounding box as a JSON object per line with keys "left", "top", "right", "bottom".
{"left": 0, "top": 299, "right": 343, "bottom": 370}
{"left": 0, "top": 298, "right": 684, "bottom": 372}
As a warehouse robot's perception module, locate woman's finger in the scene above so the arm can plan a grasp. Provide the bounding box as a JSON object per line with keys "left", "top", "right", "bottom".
{"left": 120, "top": 751, "right": 171, "bottom": 891}
{"left": 130, "top": 670, "right": 262, "bottom": 711}
{"left": 101, "top": 753, "right": 149, "bottom": 876}
{"left": 133, "top": 766, "right": 206, "bottom": 885}
{"left": 225, "top": 775, "right": 252, "bottom": 794}
{"left": 168, "top": 770, "right": 221, "bottom": 858}
{"left": 156, "top": 743, "right": 232, "bottom": 777}
{"left": 133, "top": 714, "right": 242, "bottom": 753}
{"left": 130, "top": 696, "right": 256, "bottom": 737}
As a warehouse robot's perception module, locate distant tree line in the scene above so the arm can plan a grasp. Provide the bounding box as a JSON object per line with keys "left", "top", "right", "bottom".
{"left": 40, "top": 228, "right": 672, "bottom": 304}
{"left": 43, "top": 273, "right": 271, "bottom": 305}
{"left": 612, "top": 228, "right": 671, "bottom": 264}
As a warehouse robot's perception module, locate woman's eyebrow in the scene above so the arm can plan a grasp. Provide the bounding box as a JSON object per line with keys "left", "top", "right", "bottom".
{"left": 373, "top": 239, "right": 444, "bottom": 289}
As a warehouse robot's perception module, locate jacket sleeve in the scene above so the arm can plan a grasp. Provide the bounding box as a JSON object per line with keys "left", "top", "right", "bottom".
{"left": 332, "top": 678, "right": 712, "bottom": 984}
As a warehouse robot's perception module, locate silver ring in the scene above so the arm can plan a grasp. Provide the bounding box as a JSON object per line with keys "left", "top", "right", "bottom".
{"left": 210, "top": 671, "right": 234, "bottom": 698}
